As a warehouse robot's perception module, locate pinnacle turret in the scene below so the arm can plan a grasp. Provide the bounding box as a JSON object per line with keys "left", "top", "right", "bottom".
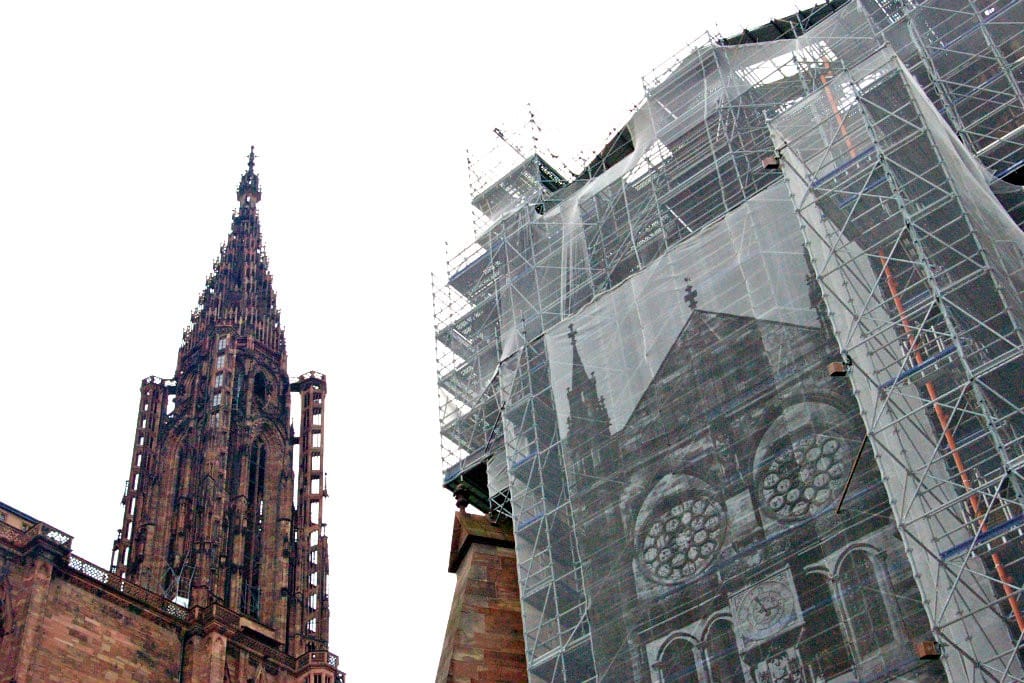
{"left": 236, "top": 145, "right": 262, "bottom": 220}
{"left": 565, "top": 323, "right": 616, "bottom": 476}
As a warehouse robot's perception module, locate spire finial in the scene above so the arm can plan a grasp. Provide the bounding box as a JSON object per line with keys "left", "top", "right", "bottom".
{"left": 237, "top": 146, "right": 261, "bottom": 208}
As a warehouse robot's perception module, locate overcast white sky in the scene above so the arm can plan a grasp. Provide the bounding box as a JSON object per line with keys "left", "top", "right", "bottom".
{"left": 1, "top": 1, "right": 807, "bottom": 679}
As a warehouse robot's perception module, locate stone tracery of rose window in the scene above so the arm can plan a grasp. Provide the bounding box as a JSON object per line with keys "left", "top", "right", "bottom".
{"left": 754, "top": 402, "right": 856, "bottom": 522}
{"left": 635, "top": 474, "right": 727, "bottom": 585}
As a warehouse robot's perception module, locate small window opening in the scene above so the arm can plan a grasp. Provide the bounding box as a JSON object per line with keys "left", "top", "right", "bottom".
{"left": 253, "top": 372, "right": 268, "bottom": 408}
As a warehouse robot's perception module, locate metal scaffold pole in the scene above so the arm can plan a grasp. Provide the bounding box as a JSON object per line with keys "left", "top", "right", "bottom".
{"left": 773, "top": 47, "right": 1024, "bottom": 682}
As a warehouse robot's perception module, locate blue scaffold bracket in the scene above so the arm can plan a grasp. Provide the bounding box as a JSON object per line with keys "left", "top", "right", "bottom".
{"left": 880, "top": 345, "right": 957, "bottom": 390}
{"left": 940, "top": 512, "right": 1024, "bottom": 561}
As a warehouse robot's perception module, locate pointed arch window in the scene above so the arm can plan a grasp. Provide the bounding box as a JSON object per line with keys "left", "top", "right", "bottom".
{"left": 253, "top": 372, "right": 268, "bottom": 408}
{"left": 835, "top": 548, "right": 900, "bottom": 664}
{"left": 652, "top": 618, "right": 743, "bottom": 683}
{"left": 800, "top": 569, "right": 853, "bottom": 678}
{"left": 704, "top": 617, "right": 743, "bottom": 683}
{"left": 655, "top": 635, "right": 699, "bottom": 681}
{"left": 238, "top": 439, "right": 267, "bottom": 618}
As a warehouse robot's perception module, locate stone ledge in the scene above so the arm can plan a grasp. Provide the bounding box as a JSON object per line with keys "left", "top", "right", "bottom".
{"left": 448, "top": 512, "right": 515, "bottom": 573}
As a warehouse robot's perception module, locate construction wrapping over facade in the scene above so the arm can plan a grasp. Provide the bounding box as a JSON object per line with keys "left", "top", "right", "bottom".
{"left": 434, "top": 1, "right": 1024, "bottom": 681}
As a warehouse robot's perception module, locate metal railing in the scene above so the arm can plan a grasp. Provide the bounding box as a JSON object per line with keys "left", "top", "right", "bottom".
{"left": 0, "top": 519, "right": 73, "bottom": 550}
{"left": 66, "top": 554, "right": 190, "bottom": 621}
{"left": 1, "top": 518, "right": 344, "bottom": 678}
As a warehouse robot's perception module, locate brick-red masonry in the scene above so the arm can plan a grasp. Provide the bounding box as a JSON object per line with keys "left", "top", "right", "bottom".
{"left": 19, "top": 571, "right": 181, "bottom": 682}
{"left": 437, "top": 514, "right": 527, "bottom": 683}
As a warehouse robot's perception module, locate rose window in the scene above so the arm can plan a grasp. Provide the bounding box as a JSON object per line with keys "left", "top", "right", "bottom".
{"left": 639, "top": 493, "right": 725, "bottom": 583}
{"left": 758, "top": 432, "right": 848, "bottom": 521}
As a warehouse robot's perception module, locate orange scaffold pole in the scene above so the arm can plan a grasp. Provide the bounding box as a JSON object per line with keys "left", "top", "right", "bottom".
{"left": 880, "top": 251, "right": 1024, "bottom": 637}
{"left": 821, "top": 62, "right": 858, "bottom": 160}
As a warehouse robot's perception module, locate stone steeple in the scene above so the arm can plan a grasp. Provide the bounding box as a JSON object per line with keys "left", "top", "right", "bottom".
{"left": 181, "top": 146, "right": 283, "bottom": 361}
{"left": 111, "top": 149, "right": 332, "bottom": 660}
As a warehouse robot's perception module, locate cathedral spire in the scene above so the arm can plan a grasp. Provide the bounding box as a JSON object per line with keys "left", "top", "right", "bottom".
{"left": 112, "top": 150, "right": 334, "bottom": 673}
{"left": 180, "top": 148, "right": 282, "bottom": 358}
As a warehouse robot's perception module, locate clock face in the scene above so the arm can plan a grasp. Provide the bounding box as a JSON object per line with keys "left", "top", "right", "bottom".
{"left": 730, "top": 569, "right": 803, "bottom": 649}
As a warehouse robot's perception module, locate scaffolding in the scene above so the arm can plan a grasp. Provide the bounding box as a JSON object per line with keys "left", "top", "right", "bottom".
{"left": 773, "top": 46, "right": 1024, "bottom": 683}
{"left": 434, "top": 1, "right": 1024, "bottom": 681}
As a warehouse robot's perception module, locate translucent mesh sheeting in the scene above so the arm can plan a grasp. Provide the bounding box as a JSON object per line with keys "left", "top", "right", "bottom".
{"left": 875, "top": 0, "right": 1024, "bottom": 178}
{"left": 433, "top": 1, "right": 1024, "bottom": 680}
{"left": 435, "top": 1, "right": 887, "bottom": 481}
{"left": 772, "top": 51, "right": 1024, "bottom": 682}
{"left": 511, "top": 181, "right": 939, "bottom": 682}
{"left": 546, "top": 184, "right": 818, "bottom": 439}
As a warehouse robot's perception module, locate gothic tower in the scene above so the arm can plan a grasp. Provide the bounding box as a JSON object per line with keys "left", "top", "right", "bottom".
{"left": 110, "top": 148, "right": 331, "bottom": 656}
{"left": 564, "top": 324, "right": 616, "bottom": 483}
